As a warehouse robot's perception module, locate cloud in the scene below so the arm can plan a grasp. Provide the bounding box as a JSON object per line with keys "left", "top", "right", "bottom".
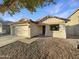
{"left": 60, "top": 0, "right": 78, "bottom": 10}
{"left": 48, "top": 0, "right": 79, "bottom": 15}
{"left": 49, "top": 3, "right": 64, "bottom": 14}
{"left": 55, "top": 8, "right": 76, "bottom": 18}
{"left": 48, "top": 0, "right": 65, "bottom": 14}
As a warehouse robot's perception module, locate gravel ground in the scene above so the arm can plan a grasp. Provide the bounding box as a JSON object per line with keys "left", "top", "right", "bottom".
{"left": 0, "top": 38, "right": 78, "bottom": 59}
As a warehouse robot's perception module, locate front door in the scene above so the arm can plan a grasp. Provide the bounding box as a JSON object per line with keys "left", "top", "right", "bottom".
{"left": 42, "top": 25, "right": 45, "bottom": 35}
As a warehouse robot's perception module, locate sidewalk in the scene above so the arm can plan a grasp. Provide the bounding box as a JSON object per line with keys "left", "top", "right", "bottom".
{"left": 0, "top": 35, "right": 25, "bottom": 47}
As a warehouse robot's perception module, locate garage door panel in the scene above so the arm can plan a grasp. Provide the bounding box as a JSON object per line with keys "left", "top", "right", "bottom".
{"left": 15, "top": 25, "right": 29, "bottom": 37}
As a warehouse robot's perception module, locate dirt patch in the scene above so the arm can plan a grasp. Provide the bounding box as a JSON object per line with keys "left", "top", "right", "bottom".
{"left": 0, "top": 38, "right": 78, "bottom": 59}
{"left": 0, "top": 41, "right": 29, "bottom": 59}
{"left": 27, "top": 38, "right": 78, "bottom": 59}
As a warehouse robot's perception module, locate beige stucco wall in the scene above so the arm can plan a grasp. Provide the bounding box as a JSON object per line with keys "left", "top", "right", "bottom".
{"left": 30, "top": 23, "right": 42, "bottom": 37}
{"left": 66, "top": 10, "right": 79, "bottom": 26}
{"left": 42, "top": 18, "right": 65, "bottom": 24}
{"left": 66, "top": 9, "right": 79, "bottom": 36}
{"left": 53, "top": 24, "right": 66, "bottom": 38}
{"left": 0, "top": 23, "right": 2, "bottom": 33}
{"left": 41, "top": 18, "right": 66, "bottom": 38}
{"left": 12, "top": 23, "right": 42, "bottom": 38}
{"left": 45, "top": 24, "right": 66, "bottom": 38}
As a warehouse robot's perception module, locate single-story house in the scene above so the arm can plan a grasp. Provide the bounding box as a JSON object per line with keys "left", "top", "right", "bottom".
{"left": 3, "top": 8, "right": 79, "bottom": 39}
{"left": 11, "top": 17, "right": 68, "bottom": 38}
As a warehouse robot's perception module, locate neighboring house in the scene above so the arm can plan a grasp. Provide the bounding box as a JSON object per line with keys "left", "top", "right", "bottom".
{"left": 0, "top": 19, "right": 3, "bottom": 34}
{"left": 0, "top": 23, "right": 2, "bottom": 34}
{"left": 66, "top": 8, "right": 79, "bottom": 38}
{"left": 0, "top": 21, "right": 13, "bottom": 35}
{"left": 2, "top": 21, "right": 12, "bottom": 35}
{"left": 11, "top": 19, "right": 42, "bottom": 38}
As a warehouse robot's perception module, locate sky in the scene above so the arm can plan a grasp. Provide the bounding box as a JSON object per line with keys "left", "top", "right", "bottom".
{"left": 0, "top": 0, "right": 79, "bottom": 21}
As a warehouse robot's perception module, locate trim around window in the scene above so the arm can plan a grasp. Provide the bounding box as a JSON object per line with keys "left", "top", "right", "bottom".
{"left": 50, "top": 24, "right": 59, "bottom": 31}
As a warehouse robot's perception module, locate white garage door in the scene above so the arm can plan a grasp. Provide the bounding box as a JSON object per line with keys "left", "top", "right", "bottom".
{"left": 15, "top": 25, "right": 29, "bottom": 37}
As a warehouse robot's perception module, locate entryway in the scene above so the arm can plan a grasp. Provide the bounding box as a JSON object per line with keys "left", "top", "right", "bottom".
{"left": 42, "top": 25, "right": 45, "bottom": 35}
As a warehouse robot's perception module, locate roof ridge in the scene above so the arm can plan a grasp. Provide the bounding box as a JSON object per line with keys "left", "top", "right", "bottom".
{"left": 36, "top": 15, "right": 67, "bottom": 22}
{"left": 36, "top": 15, "right": 69, "bottom": 23}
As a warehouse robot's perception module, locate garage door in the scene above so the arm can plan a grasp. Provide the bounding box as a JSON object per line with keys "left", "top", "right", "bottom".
{"left": 15, "top": 25, "right": 29, "bottom": 37}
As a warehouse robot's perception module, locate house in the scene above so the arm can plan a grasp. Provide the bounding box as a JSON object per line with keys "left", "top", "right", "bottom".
{"left": 37, "top": 16, "right": 68, "bottom": 38}
{"left": 10, "top": 8, "right": 79, "bottom": 39}
{"left": 2, "top": 21, "right": 12, "bottom": 35}
{"left": 11, "top": 17, "right": 68, "bottom": 38}
{"left": 11, "top": 19, "right": 42, "bottom": 38}
{"left": 66, "top": 8, "right": 79, "bottom": 38}
{"left": 0, "top": 21, "right": 12, "bottom": 35}
{"left": 0, "top": 23, "right": 2, "bottom": 34}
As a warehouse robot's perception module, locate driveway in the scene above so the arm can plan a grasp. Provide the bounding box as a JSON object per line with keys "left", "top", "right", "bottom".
{"left": 0, "top": 35, "right": 52, "bottom": 47}
{"left": 0, "top": 35, "right": 25, "bottom": 47}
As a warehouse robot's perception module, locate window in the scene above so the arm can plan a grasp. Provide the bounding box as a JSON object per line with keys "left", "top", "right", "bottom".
{"left": 50, "top": 24, "right": 59, "bottom": 31}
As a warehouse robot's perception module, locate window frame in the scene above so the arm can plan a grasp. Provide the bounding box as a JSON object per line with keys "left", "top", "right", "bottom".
{"left": 50, "top": 24, "right": 59, "bottom": 31}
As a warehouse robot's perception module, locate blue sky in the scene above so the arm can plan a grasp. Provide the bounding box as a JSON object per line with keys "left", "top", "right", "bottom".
{"left": 0, "top": 0, "right": 79, "bottom": 21}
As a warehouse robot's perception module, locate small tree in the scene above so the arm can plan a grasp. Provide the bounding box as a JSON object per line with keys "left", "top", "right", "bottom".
{"left": 0, "top": 0, "right": 55, "bottom": 15}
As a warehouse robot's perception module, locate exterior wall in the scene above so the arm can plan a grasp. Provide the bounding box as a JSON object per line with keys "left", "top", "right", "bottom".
{"left": 10, "top": 25, "right": 15, "bottom": 35}
{"left": 40, "top": 17, "right": 66, "bottom": 38}
{"left": 66, "top": 25, "right": 79, "bottom": 36}
{"left": 42, "top": 18, "right": 65, "bottom": 24}
{"left": 45, "top": 24, "right": 66, "bottom": 38}
{"left": 45, "top": 25, "right": 52, "bottom": 36}
{"left": 11, "top": 23, "right": 42, "bottom": 38}
{"left": 30, "top": 23, "right": 42, "bottom": 37}
{"left": 66, "top": 9, "right": 79, "bottom": 36}
{"left": 0, "top": 23, "right": 2, "bottom": 34}
{"left": 53, "top": 24, "right": 66, "bottom": 38}
{"left": 66, "top": 10, "right": 79, "bottom": 26}
{"left": 66, "top": 26, "right": 74, "bottom": 36}
{"left": 2, "top": 25, "right": 11, "bottom": 34}
{"left": 14, "top": 24, "right": 31, "bottom": 38}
